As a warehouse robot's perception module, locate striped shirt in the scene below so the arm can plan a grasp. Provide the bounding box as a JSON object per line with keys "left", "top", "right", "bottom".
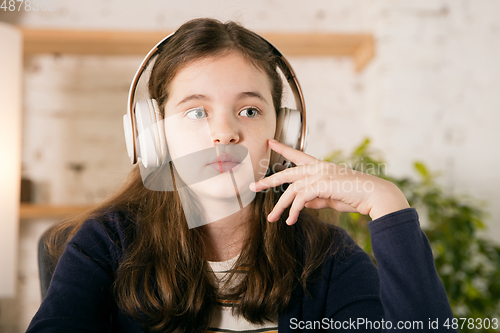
{"left": 207, "top": 255, "right": 278, "bottom": 333}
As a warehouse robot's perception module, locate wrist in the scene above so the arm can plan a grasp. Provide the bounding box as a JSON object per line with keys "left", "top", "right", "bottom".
{"left": 369, "top": 182, "right": 410, "bottom": 221}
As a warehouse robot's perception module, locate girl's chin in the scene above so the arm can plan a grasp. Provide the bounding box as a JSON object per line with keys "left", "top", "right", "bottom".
{"left": 187, "top": 176, "right": 255, "bottom": 202}
{"left": 191, "top": 183, "right": 246, "bottom": 199}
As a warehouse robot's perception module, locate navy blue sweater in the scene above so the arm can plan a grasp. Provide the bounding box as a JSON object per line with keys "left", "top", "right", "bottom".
{"left": 26, "top": 208, "right": 457, "bottom": 332}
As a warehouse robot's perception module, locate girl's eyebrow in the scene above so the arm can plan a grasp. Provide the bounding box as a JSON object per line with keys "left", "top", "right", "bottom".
{"left": 237, "top": 91, "right": 269, "bottom": 105}
{"left": 177, "top": 94, "right": 209, "bottom": 106}
{"left": 176, "top": 91, "right": 269, "bottom": 107}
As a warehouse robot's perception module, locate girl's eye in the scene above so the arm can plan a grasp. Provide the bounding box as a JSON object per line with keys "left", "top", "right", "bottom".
{"left": 239, "top": 107, "right": 260, "bottom": 118}
{"left": 184, "top": 107, "right": 207, "bottom": 120}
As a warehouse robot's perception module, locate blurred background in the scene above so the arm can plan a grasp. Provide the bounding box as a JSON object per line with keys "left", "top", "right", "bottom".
{"left": 1, "top": 0, "right": 499, "bottom": 331}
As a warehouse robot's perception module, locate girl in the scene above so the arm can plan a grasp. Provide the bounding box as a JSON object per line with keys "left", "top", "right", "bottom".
{"left": 27, "top": 18, "right": 456, "bottom": 333}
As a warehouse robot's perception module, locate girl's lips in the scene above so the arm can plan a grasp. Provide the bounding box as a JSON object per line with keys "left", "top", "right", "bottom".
{"left": 209, "top": 153, "right": 241, "bottom": 165}
{"left": 207, "top": 161, "right": 241, "bottom": 173}
{"left": 207, "top": 152, "right": 243, "bottom": 173}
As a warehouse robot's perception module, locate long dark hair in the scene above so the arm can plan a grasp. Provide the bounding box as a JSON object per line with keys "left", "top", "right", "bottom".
{"left": 44, "top": 18, "right": 339, "bottom": 333}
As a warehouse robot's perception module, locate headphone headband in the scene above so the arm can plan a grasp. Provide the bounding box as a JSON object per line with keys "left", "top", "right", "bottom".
{"left": 126, "top": 30, "right": 307, "bottom": 165}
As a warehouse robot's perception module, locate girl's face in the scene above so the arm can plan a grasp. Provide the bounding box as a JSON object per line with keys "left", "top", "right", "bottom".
{"left": 162, "top": 51, "right": 276, "bottom": 206}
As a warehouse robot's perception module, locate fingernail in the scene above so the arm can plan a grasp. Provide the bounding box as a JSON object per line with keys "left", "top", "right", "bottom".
{"left": 249, "top": 183, "right": 256, "bottom": 191}
{"left": 267, "top": 212, "right": 273, "bottom": 222}
{"left": 269, "top": 139, "right": 278, "bottom": 144}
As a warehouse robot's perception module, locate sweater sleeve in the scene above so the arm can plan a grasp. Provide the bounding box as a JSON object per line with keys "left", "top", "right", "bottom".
{"left": 26, "top": 215, "right": 132, "bottom": 333}
{"left": 320, "top": 208, "right": 457, "bottom": 332}
{"left": 368, "top": 207, "right": 457, "bottom": 332}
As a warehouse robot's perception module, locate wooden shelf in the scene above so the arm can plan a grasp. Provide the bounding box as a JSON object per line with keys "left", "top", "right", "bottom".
{"left": 20, "top": 203, "right": 93, "bottom": 220}
{"left": 22, "top": 29, "right": 375, "bottom": 72}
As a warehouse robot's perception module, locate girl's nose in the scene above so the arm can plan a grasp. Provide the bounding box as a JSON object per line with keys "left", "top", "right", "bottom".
{"left": 211, "top": 114, "right": 240, "bottom": 145}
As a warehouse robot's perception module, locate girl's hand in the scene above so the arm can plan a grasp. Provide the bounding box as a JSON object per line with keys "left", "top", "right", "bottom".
{"left": 249, "top": 139, "right": 410, "bottom": 225}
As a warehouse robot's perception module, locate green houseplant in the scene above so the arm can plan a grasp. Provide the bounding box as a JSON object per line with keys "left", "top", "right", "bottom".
{"left": 322, "top": 138, "right": 500, "bottom": 332}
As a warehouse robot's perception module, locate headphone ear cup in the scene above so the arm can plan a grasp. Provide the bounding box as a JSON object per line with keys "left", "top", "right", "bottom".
{"left": 270, "top": 108, "right": 286, "bottom": 171}
{"left": 123, "top": 113, "right": 135, "bottom": 163}
{"left": 270, "top": 107, "right": 303, "bottom": 172}
{"left": 135, "top": 100, "right": 165, "bottom": 168}
{"left": 149, "top": 99, "right": 168, "bottom": 164}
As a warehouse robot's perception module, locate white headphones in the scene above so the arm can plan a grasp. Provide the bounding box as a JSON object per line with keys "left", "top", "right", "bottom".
{"left": 123, "top": 29, "right": 308, "bottom": 173}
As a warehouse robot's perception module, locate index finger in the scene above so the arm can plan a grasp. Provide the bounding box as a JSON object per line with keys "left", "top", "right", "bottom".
{"left": 268, "top": 139, "right": 317, "bottom": 166}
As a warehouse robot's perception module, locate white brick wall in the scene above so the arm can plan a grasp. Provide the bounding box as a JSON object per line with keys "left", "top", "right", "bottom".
{"left": 1, "top": 0, "right": 499, "bottom": 331}
{"left": 364, "top": 0, "right": 500, "bottom": 239}
{"left": 22, "top": 55, "right": 137, "bottom": 204}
